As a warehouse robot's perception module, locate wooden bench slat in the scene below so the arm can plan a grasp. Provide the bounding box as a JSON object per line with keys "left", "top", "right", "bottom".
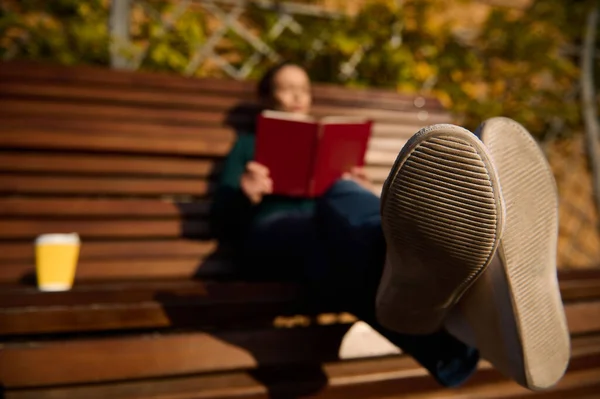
{"left": 0, "top": 62, "right": 254, "bottom": 96}
{"left": 0, "top": 272, "right": 597, "bottom": 335}
{"left": 559, "top": 277, "right": 600, "bottom": 301}
{"left": 364, "top": 165, "right": 396, "bottom": 182}
{"left": 1, "top": 116, "right": 234, "bottom": 139}
{"left": 0, "top": 294, "right": 594, "bottom": 337}
{"left": 0, "top": 152, "right": 218, "bottom": 177}
{"left": 0, "top": 219, "right": 209, "bottom": 239}
{"left": 0, "top": 356, "right": 424, "bottom": 399}
{"left": 0, "top": 239, "right": 216, "bottom": 262}
{"left": 1, "top": 325, "right": 598, "bottom": 389}
{"left": 4, "top": 295, "right": 593, "bottom": 337}
{"left": 0, "top": 280, "right": 298, "bottom": 306}
{"left": 0, "top": 256, "right": 231, "bottom": 283}
{"left": 4, "top": 82, "right": 439, "bottom": 119}
{"left": 0, "top": 198, "right": 210, "bottom": 218}
{"left": 4, "top": 357, "right": 600, "bottom": 399}
{"left": 0, "top": 175, "right": 210, "bottom": 196}
{"left": 0, "top": 324, "right": 354, "bottom": 388}
{"left": 0, "top": 281, "right": 311, "bottom": 335}
{"left": 0, "top": 81, "right": 245, "bottom": 111}
{"left": 0, "top": 61, "right": 445, "bottom": 111}
{"left": 312, "top": 106, "right": 451, "bottom": 126}
{"left": 1, "top": 270, "right": 595, "bottom": 302}
{"left": 367, "top": 137, "right": 408, "bottom": 152}
{"left": 3, "top": 113, "right": 424, "bottom": 143}
{"left": 408, "top": 365, "right": 600, "bottom": 399}
{"left": 4, "top": 349, "right": 600, "bottom": 399}
{"left": 0, "top": 130, "right": 231, "bottom": 156}
{"left": 0, "top": 99, "right": 236, "bottom": 126}
{"left": 1, "top": 129, "right": 408, "bottom": 161}
{"left": 0, "top": 99, "right": 448, "bottom": 131}
{"left": 566, "top": 299, "right": 600, "bottom": 335}
{"left": 0, "top": 154, "right": 387, "bottom": 185}
{"left": 373, "top": 123, "right": 431, "bottom": 137}
{"left": 365, "top": 150, "right": 399, "bottom": 166}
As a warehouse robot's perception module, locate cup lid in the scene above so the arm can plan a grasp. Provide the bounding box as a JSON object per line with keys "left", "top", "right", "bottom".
{"left": 35, "top": 233, "right": 80, "bottom": 245}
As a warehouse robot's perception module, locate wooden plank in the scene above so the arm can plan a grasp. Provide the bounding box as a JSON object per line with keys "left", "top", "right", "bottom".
{"left": 313, "top": 86, "right": 445, "bottom": 111}
{"left": 0, "top": 151, "right": 392, "bottom": 185}
{"left": 368, "top": 137, "right": 408, "bottom": 152}
{"left": 0, "top": 175, "right": 210, "bottom": 196}
{"left": 0, "top": 198, "right": 211, "bottom": 218}
{"left": 566, "top": 301, "right": 600, "bottom": 335}
{"left": 0, "top": 273, "right": 597, "bottom": 335}
{"left": 0, "top": 130, "right": 407, "bottom": 161}
{"left": 363, "top": 165, "right": 393, "bottom": 183}
{"left": 0, "top": 328, "right": 598, "bottom": 390}
{"left": 0, "top": 324, "right": 353, "bottom": 388}
{"left": 405, "top": 368, "right": 600, "bottom": 399}
{"left": 0, "top": 99, "right": 243, "bottom": 126}
{"left": 373, "top": 123, "right": 434, "bottom": 137}
{"left": 0, "top": 280, "right": 298, "bottom": 307}
{"left": 365, "top": 150, "right": 398, "bottom": 166}
{"left": 0, "top": 255, "right": 231, "bottom": 283}
{"left": 0, "top": 292, "right": 596, "bottom": 336}
{"left": 0, "top": 239, "right": 216, "bottom": 262}
{"left": 0, "top": 81, "right": 449, "bottom": 126}
{"left": 1, "top": 116, "right": 235, "bottom": 140}
{"left": 4, "top": 358, "right": 600, "bottom": 399}
{"left": 0, "top": 134, "right": 402, "bottom": 178}
{"left": 0, "top": 266, "right": 584, "bottom": 296}
{"left": 0, "top": 117, "right": 414, "bottom": 152}
{"left": 0, "top": 219, "right": 209, "bottom": 239}
{"left": 0, "top": 355, "right": 426, "bottom": 399}
{"left": 0, "top": 281, "right": 314, "bottom": 335}
{"left": 0, "top": 61, "right": 255, "bottom": 96}
{"left": 559, "top": 277, "right": 600, "bottom": 301}
{"left": 0, "top": 61, "right": 445, "bottom": 110}
{"left": 1, "top": 79, "right": 443, "bottom": 115}
{"left": 556, "top": 269, "right": 600, "bottom": 280}
{"left": 0, "top": 130, "right": 232, "bottom": 156}
{"left": 0, "top": 99, "right": 445, "bottom": 132}
{"left": 312, "top": 105, "right": 451, "bottom": 126}
{"left": 0, "top": 81, "right": 245, "bottom": 111}
{"left": 0, "top": 152, "right": 219, "bottom": 177}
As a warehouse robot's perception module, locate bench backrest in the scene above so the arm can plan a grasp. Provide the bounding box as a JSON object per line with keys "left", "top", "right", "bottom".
{"left": 0, "top": 61, "right": 451, "bottom": 283}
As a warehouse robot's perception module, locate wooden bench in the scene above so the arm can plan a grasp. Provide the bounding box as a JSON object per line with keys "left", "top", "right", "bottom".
{"left": 1, "top": 61, "right": 599, "bottom": 398}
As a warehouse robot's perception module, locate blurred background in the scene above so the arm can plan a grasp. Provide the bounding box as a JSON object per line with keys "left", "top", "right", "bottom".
{"left": 1, "top": 0, "right": 599, "bottom": 269}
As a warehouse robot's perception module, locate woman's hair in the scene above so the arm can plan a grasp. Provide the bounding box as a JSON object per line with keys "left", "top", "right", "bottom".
{"left": 256, "top": 61, "right": 305, "bottom": 101}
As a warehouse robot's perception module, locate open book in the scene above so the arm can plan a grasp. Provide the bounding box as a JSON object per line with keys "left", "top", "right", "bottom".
{"left": 255, "top": 110, "right": 373, "bottom": 198}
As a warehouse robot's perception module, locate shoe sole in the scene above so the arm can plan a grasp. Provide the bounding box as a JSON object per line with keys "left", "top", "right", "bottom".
{"left": 376, "top": 124, "right": 505, "bottom": 335}
{"left": 465, "top": 117, "right": 570, "bottom": 390}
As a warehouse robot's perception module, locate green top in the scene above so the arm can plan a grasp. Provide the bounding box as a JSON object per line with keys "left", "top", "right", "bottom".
{"left": 210, "top": 132, "right": 315, "bottom": 243}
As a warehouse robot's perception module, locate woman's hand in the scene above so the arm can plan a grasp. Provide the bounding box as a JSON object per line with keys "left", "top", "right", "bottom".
{"left": 240, "top": 161, "right": 273, "bottom": 204}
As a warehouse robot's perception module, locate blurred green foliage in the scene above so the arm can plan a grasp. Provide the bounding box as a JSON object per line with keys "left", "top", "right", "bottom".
{"left": 1, "top": 0, "right": 597, "bottom": 136}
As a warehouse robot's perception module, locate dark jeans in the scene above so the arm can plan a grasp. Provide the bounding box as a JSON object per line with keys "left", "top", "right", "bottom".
{"left": 244, "top": 180, "right": 479, "bottom": 387}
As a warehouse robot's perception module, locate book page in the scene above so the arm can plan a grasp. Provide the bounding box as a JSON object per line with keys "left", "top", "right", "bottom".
{"left": 261, "top": 110, "right": 316, "bottom": 123}
{"left": 320, "top": 115, "right": 370, "bottom": 124}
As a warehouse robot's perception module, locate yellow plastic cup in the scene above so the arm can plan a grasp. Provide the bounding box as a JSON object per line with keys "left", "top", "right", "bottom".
{"left": 35, "top": 233, "right": 80, "bottom": 292}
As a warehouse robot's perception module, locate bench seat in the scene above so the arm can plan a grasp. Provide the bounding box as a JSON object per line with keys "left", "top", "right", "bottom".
{"left": 1, "top": 61, "right": 599, "bottom": 398}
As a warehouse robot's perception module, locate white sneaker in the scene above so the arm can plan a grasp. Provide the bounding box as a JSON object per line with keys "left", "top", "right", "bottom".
{"left": 453, "top": 117, "right": 570, "bottom": 390}
{"left": 376, "top": 124, "right": 505, "bottom": 335}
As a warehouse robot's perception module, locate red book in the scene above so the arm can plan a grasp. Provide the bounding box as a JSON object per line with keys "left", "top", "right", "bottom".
{"left": 255, "top": 110, "right": 373, "bottom": 198}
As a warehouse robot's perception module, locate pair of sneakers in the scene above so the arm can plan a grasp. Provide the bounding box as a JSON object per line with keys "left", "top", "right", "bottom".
{"left": 376, "top": 117, "right": 570, "bottom": 390}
